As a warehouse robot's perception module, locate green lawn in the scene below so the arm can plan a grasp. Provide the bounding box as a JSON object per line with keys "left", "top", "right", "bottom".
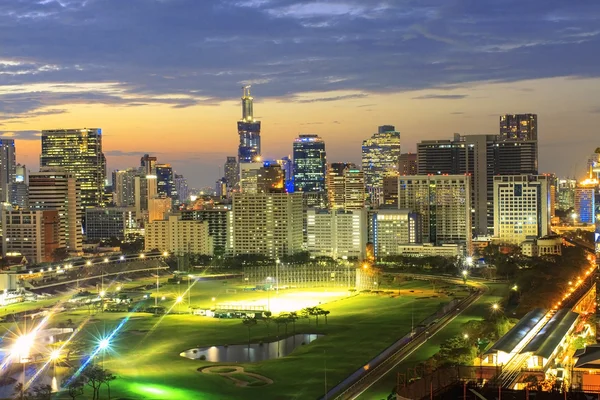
{"left": 1, "top": 277, "right": 465, "bottom": 400}
{"left": 357, "top": 282, "right": 511, "bottom": 399}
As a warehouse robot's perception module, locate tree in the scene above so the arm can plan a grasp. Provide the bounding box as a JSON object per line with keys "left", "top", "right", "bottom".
{"left": 274, "top": 315, "right": 290, "bottom": 336}
{"left": 321, "top": 310, "right": 330, "bottom": 325}
{"left": 13, "top": 382, "right": 27, "bottom": 400}
{"left": 66, "top": 375, "right": 85, "bottom": 400}
{"left": 242, "top": 318, "right": 258, "bottom": 347}
{"left": 300, "top": 308, "right": 311, "bottom": 324}
{"left": 289, "top": 311, "right": 298, "bottom": 334}
{"left": 262, "top": 311, "right": 273, "bottom": 337}
{"left": 52, "top": 247, "right": 69, "bottom": 262}
{"left": 81, "top": 364, "right": 116, "bottom": 400}
{"left": 30, "top": 385, "right": 52, "bottom": 400}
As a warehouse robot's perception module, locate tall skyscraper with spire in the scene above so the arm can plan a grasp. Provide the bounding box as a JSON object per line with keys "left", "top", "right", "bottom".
{"left": 237, "top": 86, "right": 261, "bottom": 164}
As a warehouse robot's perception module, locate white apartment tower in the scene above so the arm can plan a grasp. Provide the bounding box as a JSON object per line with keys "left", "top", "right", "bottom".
{"left": 493, "top": 175, "right": 551, "bottom": 244}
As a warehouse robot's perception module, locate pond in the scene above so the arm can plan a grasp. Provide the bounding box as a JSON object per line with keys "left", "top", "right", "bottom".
{"left": 180, "top": 333, "right": 323, "bottom": 363}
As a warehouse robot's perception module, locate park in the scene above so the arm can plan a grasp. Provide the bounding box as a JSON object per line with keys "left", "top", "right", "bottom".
{"left": 0, "top": 270, "right": 471, "bottom": 399}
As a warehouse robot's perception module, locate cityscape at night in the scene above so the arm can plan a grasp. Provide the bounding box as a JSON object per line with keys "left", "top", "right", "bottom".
{"left": 1, "top": 1, "right": 600, "bottom": 400}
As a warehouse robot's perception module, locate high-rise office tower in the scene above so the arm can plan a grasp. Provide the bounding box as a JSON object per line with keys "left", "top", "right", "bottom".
{"left": 40, "top": 128, "right": 106, "bottom": 208}
{"left": 398, "top": 175, "right": 471, "bottom": 245}
{"left": 399, "top": 153, "right": 417, "bottom": 176}
{"left": 417, "top": 132, "right": 537, "bottom": 236}
{"left": 0, "top": 138, "right": 16, "bottom": 204}
{"left": 174, "top": 174, "right": 189, "bottom": 204}
{"left": 224, "top": 156, "right": 238, "bottom": 193}
{"left": 9, "top": 164, "right": 28, "bottom": 208}
{"left": 575, "top": 184, "right": 597, "bottom": 224}
{"left": 293, "top": 134, "right": 327, "bottom": 194}
{"left": 557, "top": 178, "right": 577, "bottom": 211}
{"left": 499, "top": 114, "right": 537, "bottom": 141}
{"left": 240, "top": 161, "right": 285, "bottom": 194}
{"left": 140, "top": 154, "right": 157, "bottom": 175}
{"left": 343, "top": 168, "right": 365, "bottom": 210}
{"left": 362, "top": 126, "right": 401, "bottom": 204}
{"left": 156, "top": 163, "right": 176, "bottom": 201}
{"left": 280, "top": 156, "right": 294, "bottom": 193}
{"left": 238, "top": 86, "right": 261, "bottom": 164}
{"left": 113, "top": 168, "right": 137, "bottom": 207}
{"left": 29, "top": 167, "right": 83, "bottom": 252}
{"left": 326, "top": 162, "right": 356, "bottom": 209}
{"left": 493, "top": 175, "right": 551, "bottom": 244}
{"left": 229, "top": 192, "right": 303, "bottom": 258}
{"left": 180, "top": 205, "right": 230, "bottom": 254}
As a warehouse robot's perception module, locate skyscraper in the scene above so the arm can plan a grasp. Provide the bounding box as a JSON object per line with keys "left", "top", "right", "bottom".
{"left": 293, "top": 134, "right": 327, "bottom": 194}
{"left": 399, "top": 153, "right": 417, "bottom": 176}
{"left": 362, "top": 126, "right": 401, "bottom": 204}
{"left": 224, "top": 156, "right": 238, "bottom": 194}
{"left": 156, "top": 163, "right": 176, "bottom": 201}
{"left": 0, "top": 138, "right": 16, "bottom": 204}
{"left": 417, "top": 132, "right": 537, "bottom": 236}
{"left": 40, "top": 128, "right": 106, "bottom": 208}
{"left": 398, "top": 175, "right": 471, "bottom": 245}
{"left": 326, "top": 162, "right": 355, "bottom": 209}
{"left": 499, "top": 114, "right": 537, "bottom": 141}
{"left": 238, "top": 86, "right": 261, "bottom": 163}
{"left": 9, "top": 163, "right": 27, "bottom": 208}
{"left": 140, "top": 154, "right": 157, "bottom": 175}
{"left": 113, "top": 168, "right": 137, "bottom": 207}
{"left": 174, "top": 174, "right": 189, "bottom": 204}
{"left": 29, "top": 167, "right": 82, "bottom": 252}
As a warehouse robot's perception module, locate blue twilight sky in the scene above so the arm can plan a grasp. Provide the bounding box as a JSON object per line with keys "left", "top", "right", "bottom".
{"left": 1, "top": 0, "right": 599, "bottom": 187}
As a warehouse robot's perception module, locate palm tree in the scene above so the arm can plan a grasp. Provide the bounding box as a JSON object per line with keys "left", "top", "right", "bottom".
{"left": 263, "top": 311, "right": 273, "bottom": 338}
{"left": 321, "top": 310, "right": 330, "bottom": 325}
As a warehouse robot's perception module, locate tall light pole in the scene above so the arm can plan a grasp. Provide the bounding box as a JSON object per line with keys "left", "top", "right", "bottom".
{"left": 266, "top": 277, "right": 272, "bottom": 312}
{"left": 275, "top": 259, "right": 280, "bottom": 295}
{"left": 188, "top": 274, "right": 193, "bottom": 312}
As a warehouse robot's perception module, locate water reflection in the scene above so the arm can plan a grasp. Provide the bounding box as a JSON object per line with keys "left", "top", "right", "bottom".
{"left": 180, "top": 333, "right": 323, "bottom": 363}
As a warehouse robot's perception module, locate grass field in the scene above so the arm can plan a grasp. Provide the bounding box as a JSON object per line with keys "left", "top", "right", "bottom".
{"left": 0, "top": 276, "right": 467, "bottom": 400}
{"left": 357, "top": 282, "right": 511, "bottom": 400}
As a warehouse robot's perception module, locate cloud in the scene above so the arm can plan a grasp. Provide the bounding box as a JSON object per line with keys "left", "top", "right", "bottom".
{"left": 450, "top": 111, "right": 465, "bottom": 115}
{"left": 412, "top": 94, "right": 468, "bottom": 100}
{"left": 0, "top": 130, "right": 41, "bottom": 140}
{"left": 591, "top": 107, "right": 600, "bottom": 114}
{"left": 291, "top": 93, "right": 368, "bottom": 103}
{"left": 0, "top": 0, "right": 595, "bottom": 120}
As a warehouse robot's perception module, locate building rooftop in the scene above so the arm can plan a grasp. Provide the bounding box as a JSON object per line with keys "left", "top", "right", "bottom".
{"left": 522, "top": 309, "right": 579, "bottom": 359}
{"left": 485, "top": 308, "right": 547, "bottom": 355}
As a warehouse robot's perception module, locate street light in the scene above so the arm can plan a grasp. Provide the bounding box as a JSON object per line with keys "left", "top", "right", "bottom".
{"left": 463, "top": 333, "right": 469, "bottom": 340}
{"left": 99, "top": 338, "right": 110, "bottom": 367}
{"left": 465, "top": 256, "right": 473, "bottom": 266}
{"left": 512, "top": 284, "right": 518, "bottom": 291}
{"left": 492, "top": 303, "right": 499, "bottom": 311}
{"left": 176, "top": 295, "right": 183, "bottom": 313}
{"left": 103, "top": 258, "right": 109, "bottom": 263}
{"left": 266, "top": 277, "right": 272, "bottom": 311}
{"left": 275, "top": 258, "right": 280, "bottom": 295}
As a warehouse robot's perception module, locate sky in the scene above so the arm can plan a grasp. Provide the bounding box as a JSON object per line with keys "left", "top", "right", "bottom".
{"left": 1, "top": 0, "right": 599, "bottom": 188}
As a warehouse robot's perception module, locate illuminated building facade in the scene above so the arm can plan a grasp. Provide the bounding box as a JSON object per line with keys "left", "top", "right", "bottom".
{"left": 417, "top": 132, "right": 537, "bottom": 236}
{"left": 1, "top": 209, "right": 62, "bottom": 264}
{"left": 399, "top": 153, "right": 417, "bottom": 176}
{"left": 229, "top": 192, "right": 303, "bottom": 258}
{"left": 326, "top": 163, "right": 364, "bottom": 210}
{"left": 293, "top": 134, "right": 327, "bottom": 194}
{"left": 113, "top": 168, "right": 137, "bottom": 207}
{"left": 40, "top": 128, "right": 106, "bottom": 208}
{"left": 0, "top": 138, "right": 16, "bottom": 204}
{"left": 85, "top": 207, "right": 136, "bottom": 241}
{"left": 557, "top": 178, "right": 577, "bottom": 211}
{"left": 369, "top": 209, "right": 422, "bottom": 258}
{"left": 361, "top": 126, "right": 401, "bottom": 204}
{"left": 224, "top": 156, "right": 238, "bottom": 194}
{"left": 174, "top": 174, "right": 188, "bottom": 204}
{"left": 156, "top": 163, "right": 176, "bottom": 204}
{"left": 493, "top": 175, "right": 551, "bottom": 245}
{"left": 145, "top": 215, "right": 213, "bottom": 255}
{"left": 238, "top": 86, "right": 261, "bottom": 164}
{"left": 499, "top": 114, "right": 537, "bottom": 141}
{"left": 398, "top": 175, "right": 471, "bottom": 245}
{"left": 9, "top": 164, "right": 28, "bottom": 208}
{"left": 180, "top": 206, "right": 230, "bottom": 253}
{"left": 306, "top": 209, "right": 366, "bottom": 259}
{"left": 575, "top": 184, "right": 596, "bottom": 224}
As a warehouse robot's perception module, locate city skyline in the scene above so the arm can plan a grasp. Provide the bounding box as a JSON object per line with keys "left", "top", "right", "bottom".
{"left": 0, "top": 1, "right": 599, "bottom": 187}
